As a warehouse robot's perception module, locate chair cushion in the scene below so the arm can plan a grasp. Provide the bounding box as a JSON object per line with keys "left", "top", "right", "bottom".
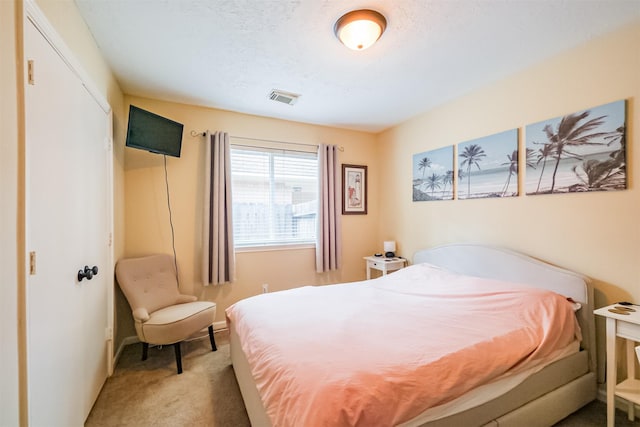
{"left": 137, "top": 301, "right": 216, "bottom": 345}
{"left": 116, "top": 254, "right": 184, "bottom": 315}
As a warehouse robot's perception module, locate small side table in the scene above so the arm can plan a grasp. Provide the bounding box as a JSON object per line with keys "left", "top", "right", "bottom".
{"left": 594, "top": 304, "right": 640, "bottom": 426}
{"left": 363, "top": 256, "right": 407, "bottom": 280}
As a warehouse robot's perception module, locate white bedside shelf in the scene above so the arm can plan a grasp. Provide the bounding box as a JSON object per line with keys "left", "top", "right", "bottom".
{"left": 363, "top": 256, "right": 407, "bottom": 280}
{"left": 616, "top": 378, "right": 640, "bottom": 405}
{"left": 594, "top": 304, "right": 640, "bottom": 426}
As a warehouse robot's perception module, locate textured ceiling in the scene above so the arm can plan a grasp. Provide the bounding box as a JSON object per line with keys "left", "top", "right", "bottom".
{"left": 75, "top": 0, "right": 640, "bottom": 133}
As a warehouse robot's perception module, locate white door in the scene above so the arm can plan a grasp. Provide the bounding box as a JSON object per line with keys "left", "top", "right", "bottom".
{"left": 24, "top": 17, "right": 111, "bottom": 426}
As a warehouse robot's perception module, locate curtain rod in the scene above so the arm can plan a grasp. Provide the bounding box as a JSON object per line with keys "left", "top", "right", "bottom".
{"left": 190, "top": 130, "right": 344, "bottom": 152}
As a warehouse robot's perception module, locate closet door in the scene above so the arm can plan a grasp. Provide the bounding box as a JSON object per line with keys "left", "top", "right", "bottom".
{"left": 24, "top": 16, "right": 110, "bottom": 426}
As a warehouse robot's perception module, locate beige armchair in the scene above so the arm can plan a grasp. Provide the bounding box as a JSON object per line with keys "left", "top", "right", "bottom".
{"left": 115, "top": 254, "right": 217, "bottom": 374}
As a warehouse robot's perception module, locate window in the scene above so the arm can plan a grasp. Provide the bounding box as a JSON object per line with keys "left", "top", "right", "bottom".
{"left": 230, "top": 144, "right": 318, "bottom": 249}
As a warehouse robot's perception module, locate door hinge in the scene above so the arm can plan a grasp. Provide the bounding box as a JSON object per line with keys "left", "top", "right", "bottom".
{"left": 108, "top": 232, "right": 113, "bottom": 248}
{"left": 105, "top": 327, "right": 113, "bottom": 341}
{"left": 29, "top": 251, "right": 36, "bottom": 275}
{"left": 27, "top": 60, "right": 35, "bottom": 85}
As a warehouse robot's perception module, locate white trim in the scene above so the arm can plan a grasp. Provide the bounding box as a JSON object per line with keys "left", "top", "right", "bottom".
{"left": 213, "top": 320, "right": 227, "bottom": 331}
{"left": 23, "top": 0, "right": 110, "bottom": 114}
{"left": 235, "top": 243, "right": 315, "bottom": 253}
{"left": 105, "top": 110, "right": 115, "bottom": 376}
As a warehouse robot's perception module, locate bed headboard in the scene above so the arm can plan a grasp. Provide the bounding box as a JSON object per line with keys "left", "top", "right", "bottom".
{"left": 413, "top": 243, "right": 596, "bottom": 373}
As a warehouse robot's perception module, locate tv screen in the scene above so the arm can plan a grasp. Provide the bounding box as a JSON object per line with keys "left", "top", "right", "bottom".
{"left": 125, "top": 105, "right": 184, "bottom": 157}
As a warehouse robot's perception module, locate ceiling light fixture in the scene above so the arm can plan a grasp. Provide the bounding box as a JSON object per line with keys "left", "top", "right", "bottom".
{"left": 334, "top": 9, "right": 387, "bottom": 51}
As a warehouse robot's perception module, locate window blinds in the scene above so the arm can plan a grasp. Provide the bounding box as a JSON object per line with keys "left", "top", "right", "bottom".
{"left": 230, "top": 145, "right": 318, "bottom": 248}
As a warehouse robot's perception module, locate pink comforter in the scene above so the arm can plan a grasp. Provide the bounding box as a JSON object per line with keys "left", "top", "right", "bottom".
{"left": 226, "top": 263, "right": 580, "bottom": 427}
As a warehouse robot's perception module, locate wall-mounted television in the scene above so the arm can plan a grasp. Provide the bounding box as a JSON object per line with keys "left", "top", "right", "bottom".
{"left": 125, "top": 105, "right": 184, "bottom": 158}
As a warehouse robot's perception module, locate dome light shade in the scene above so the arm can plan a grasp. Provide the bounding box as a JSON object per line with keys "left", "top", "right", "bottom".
{"left": 334, "top": 9, "right": 387, "bottom": 51}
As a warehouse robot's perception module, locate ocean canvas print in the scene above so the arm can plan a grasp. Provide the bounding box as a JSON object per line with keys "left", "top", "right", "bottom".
{"left": 457, "top": 129, "right": 519, "bottom": 200}
{"left": 412, "top": 146, "right": 454, "bottom": 201}
{"left": 525, "top": 100, "right": 626, "bottom": 195}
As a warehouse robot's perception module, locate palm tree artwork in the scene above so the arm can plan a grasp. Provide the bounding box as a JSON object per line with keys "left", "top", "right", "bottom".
{"left": 412, "top": 146, "right": 454, "bottom": 202}
{"left": 425, "top": 173, "right": 442, "bottom": 196}
{"left": 571, "top": 124, "right": 626, "bottom": 191}
{"left": 459, "top": 144, "right": 487, "bottom": 197}
{"left": 457, "top": 129, "right": 517, "bottom": 199}
{"left": 418, "top": 157, "right": 432, "bottom": 178}
{"left": 500, "top": 150, "right": 518, "bottom": 197}
{"left": 525, "top": 100, "right": 626, "bottom": 195}
{"left": 441, "top": 170, "right": 454, "bottom": 198}
{"left": 532, "top": 142, "right": 555, "bottom": 194}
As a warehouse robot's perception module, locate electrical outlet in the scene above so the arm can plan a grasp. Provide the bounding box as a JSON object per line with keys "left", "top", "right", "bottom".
{"left": 261, "top": 283, "right": 269, "bottom": 293}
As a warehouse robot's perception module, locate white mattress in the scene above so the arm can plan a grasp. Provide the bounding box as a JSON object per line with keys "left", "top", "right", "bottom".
{"left": 399, "top": 340, "right": 580, "bottom": 425}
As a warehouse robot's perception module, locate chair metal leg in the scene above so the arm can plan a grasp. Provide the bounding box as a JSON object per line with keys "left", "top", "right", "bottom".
{"left": 174, "top": 342, "right": 183, "bottom": 374}
{"left": 141, "top": 342, "right": 149, "bottom": 361}
{"left": 208, "top": 325, "right": 217, "bottom": 351}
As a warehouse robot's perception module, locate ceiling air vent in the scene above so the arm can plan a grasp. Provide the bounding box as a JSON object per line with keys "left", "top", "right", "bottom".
{"left": 269, "top": 90, "right": 300, "bottom": 106}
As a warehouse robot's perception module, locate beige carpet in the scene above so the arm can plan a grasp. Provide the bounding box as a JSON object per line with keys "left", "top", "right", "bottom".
{"left": 85, "top": 330, "right": 250, "bottom": 427}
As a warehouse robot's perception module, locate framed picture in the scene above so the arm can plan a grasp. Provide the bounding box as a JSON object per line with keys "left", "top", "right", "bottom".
{"left": 412, "top": 146, "right": 454, "bottom": 201}
{"left": 457, "top": 129, "right": 519, "bottom": 199}
{"left": 525, "top": 99, "right": 626, "bottom": 195}
{"left": 342, "top": 164, "right": 367, "bottom": 214}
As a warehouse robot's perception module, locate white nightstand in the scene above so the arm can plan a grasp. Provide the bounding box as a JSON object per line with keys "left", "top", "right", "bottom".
{"left": 363, "top": 256, "right": 407, "bottom": 280}
{"left": 594, "top": 304, "right": 640, "bottom": 426}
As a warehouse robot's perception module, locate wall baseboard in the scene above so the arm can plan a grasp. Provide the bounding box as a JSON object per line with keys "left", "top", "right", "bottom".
{"left": 111, "top": 322, "right": 227, "bottom": 374}
{"left": 213, "top": 320, "right": 227, "bottom": 331}
{"left": 113, "top": 336, "right": 139, "bottom": 370}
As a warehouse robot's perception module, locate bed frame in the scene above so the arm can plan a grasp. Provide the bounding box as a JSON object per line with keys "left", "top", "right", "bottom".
{"left": 230, "top": 243, "right": 597, "bottom": 426}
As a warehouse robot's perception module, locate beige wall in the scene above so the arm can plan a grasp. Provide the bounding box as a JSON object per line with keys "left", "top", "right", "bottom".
{"left": 1, "top": 0, "right": 126, "bottom": 424}
{"left": 378, "top": 21, "right": 640, "bottom": 376}
{"left": 123, "top": 96, "right": 379, "bottom": 328}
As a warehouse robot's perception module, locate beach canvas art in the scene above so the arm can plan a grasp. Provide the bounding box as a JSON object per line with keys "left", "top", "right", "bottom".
{"left": 412, "top": 146, "right": 454, "bottom": 201}
{"left": 457, "top": 129, "right": 519, "bottom": 200}
{"left": 526, "top": 100, "right": 626, "bottom": 195}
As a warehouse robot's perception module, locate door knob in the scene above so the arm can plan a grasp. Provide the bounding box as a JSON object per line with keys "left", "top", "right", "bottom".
{"left": 77, "top": 265, "right": 99, "bottom": 282}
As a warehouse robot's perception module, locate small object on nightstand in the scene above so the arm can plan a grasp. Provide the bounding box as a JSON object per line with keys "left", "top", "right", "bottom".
{"left": 384, "top": 241, "right": 396, "bottom": 258}
{"left": 609, "top": 308, "right": 631, "bottom": 315}
{"left": 374, "top": 253, "right": 383, "bottom": 257}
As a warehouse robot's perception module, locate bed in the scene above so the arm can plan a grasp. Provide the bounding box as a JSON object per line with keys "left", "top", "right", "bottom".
{"left": 227, "top": 243, "right": 597, "bottom": 426}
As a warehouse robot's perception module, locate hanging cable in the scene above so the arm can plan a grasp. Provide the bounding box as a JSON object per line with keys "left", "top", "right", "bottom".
{"left": 163, "top": 155, "right": 179, "bottom": 287}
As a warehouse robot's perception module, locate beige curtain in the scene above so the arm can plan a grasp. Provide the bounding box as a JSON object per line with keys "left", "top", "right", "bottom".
{"left": 316, "top": 144, "right": 342, "bottom": 272}
{"left": 202, "top": 131, "right": 235, "bottom": 285}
